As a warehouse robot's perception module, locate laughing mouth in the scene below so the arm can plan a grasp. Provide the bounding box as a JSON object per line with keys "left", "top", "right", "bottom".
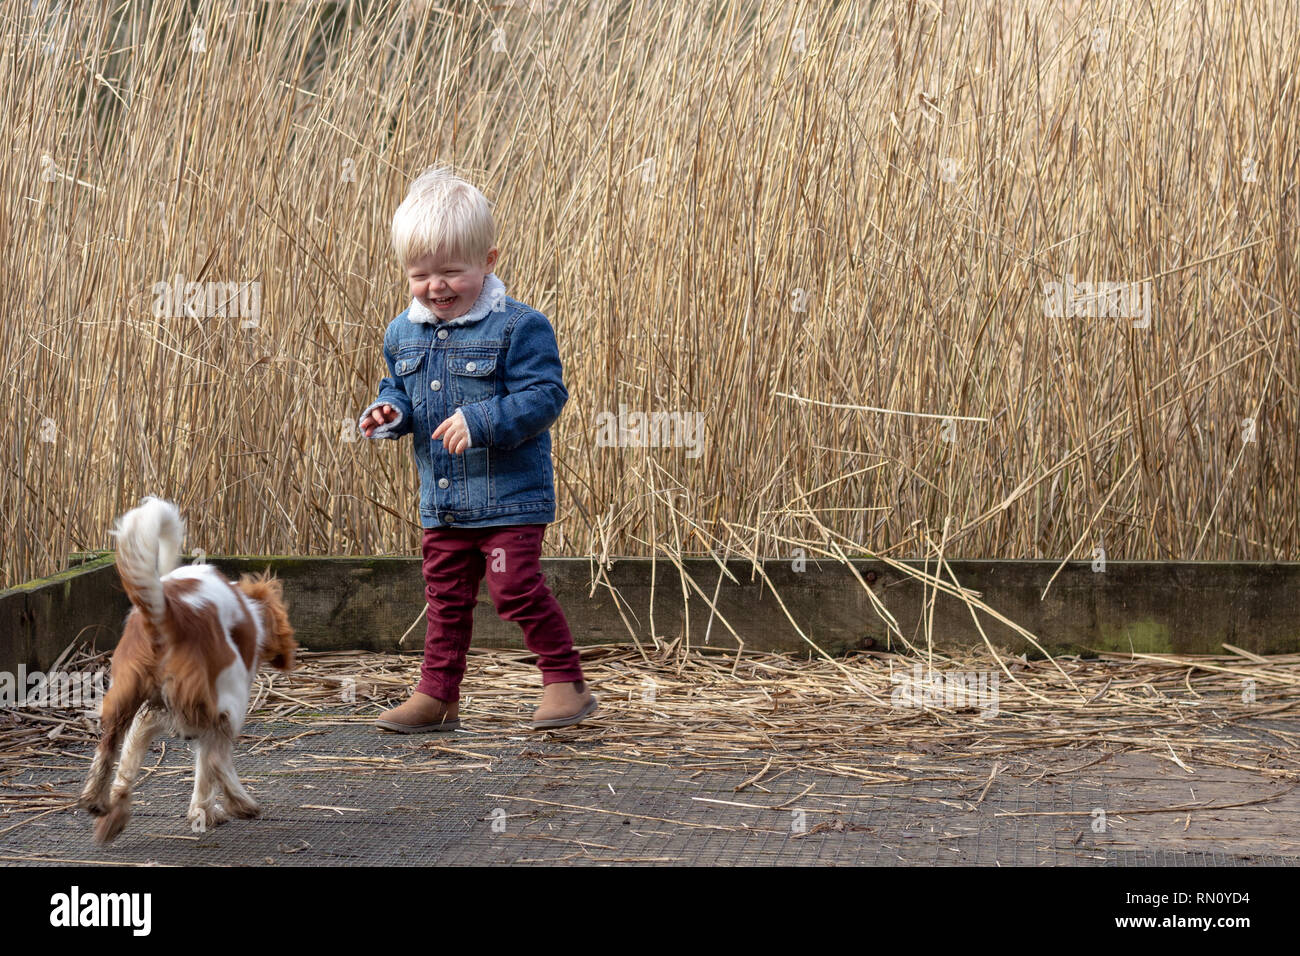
{"left": 431, "top": 295, "right": 457, "bottom": 307}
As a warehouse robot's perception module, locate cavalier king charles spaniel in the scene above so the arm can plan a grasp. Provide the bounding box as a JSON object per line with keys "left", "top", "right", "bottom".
{"left": 79, "top": 496, "right": 296, "bottom": 843}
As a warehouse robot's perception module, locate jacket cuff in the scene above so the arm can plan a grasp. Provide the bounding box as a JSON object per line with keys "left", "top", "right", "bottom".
{"left": 456, "top": 409, "right": 472, "bottom": 448}
{"left": 459, "top": 404, "right": 488, "bottom": 447}
{"left": 359, "top": 399, "right": 404, "bottom": 440}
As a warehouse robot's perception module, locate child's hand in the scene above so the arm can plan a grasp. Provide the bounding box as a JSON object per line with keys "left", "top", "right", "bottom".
{"left": 433, "top": 411, "right": 470, "bottom": 454}
{"left": 360, "top": 403, "right": 399, "bottom": 437}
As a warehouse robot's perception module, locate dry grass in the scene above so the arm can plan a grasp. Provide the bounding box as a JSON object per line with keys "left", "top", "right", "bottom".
{"left": 2, "top": 0, "right": 1298, "bottom": 591}
{"left": 4, "top": 636, "right": 1298, "bottom": 862}
{"left": 4, "top": 639, "right": 1299, "bottom": 802}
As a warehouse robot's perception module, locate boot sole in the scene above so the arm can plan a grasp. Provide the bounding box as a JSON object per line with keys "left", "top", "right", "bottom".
{"left": 529, "top": 694, "right": 598, "bottom": 730}
{"left": 374, "top": 718, "right": 461, "bottom": 733}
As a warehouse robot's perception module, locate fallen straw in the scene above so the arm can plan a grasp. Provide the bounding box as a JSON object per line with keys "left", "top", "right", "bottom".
{"left": 4, "top": 641, "right": 1297, "bottom": 805}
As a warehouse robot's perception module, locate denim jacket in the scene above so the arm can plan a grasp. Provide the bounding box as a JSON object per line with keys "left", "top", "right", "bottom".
{"left": 358, "top": 273, "right": 568, "bottom": 529}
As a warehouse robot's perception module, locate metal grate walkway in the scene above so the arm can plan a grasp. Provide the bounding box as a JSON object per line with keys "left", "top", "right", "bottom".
{"left": 4, "top": 707, "right": 1299, "bottom": 866}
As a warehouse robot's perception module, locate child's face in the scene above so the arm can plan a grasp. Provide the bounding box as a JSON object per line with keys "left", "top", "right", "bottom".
{"left": 406, "top": 246, "right": 498, "bottom": 319}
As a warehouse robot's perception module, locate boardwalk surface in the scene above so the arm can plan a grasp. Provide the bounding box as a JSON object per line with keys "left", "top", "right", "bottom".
{"left": 3, "top": 647, "right": 1299, "bottom": 866}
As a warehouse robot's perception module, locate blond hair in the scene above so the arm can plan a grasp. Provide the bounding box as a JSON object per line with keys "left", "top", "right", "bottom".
{"left": 391, "top": 164, "right": 496, "bottom": 269}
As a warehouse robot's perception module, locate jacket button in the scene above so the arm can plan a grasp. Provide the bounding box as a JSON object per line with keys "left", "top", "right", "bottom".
{"left": 443, "top": 513, "right": 454, "bottom": 523}
{"left": 437, "top": 329, "right": 448, "bottom": 339}
{"left": 430, "top": 380, "right": 441, "bottom": 391}
{"left": 465, "top": 361, "right": 477, "bottom": 372}
{"left": 438, "top": 478, "right": 449, "bottom": 488}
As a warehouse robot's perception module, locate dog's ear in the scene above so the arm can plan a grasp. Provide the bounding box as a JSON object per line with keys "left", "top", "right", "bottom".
{"left": 267, "top": 632, "right": 296, "bottom": 671}
{"left": 237, "top": 570, "right": 284, "bottom": 605}
{"left": 238, "top": 571, "right": 296, "bottom": 671}
{"left": 265, "top": 590, "right": 296, "bottom": 672}
{"left": 260, "top": 566, "right": 280, "bottom": 591}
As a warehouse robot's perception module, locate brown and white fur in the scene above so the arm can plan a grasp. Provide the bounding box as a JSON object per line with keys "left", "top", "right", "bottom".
{"left": 79, "top": 496, "right": 296, "bottom": 844}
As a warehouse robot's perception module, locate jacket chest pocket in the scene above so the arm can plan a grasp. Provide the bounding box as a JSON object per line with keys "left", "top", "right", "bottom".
{"left": 448, "top": 353, "right": 498, "bottom": 404}
{"left": 394, "top": 351, "right": 427, "bottom": 407}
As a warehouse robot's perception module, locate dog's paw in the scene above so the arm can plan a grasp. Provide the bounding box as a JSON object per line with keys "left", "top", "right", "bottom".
{"left": 187, "top": 804, "right": 229, "bottom": 833}
{"left": 93, "top": 805, "right": 130, "bottom": 844}
{"left": 226, "top": 795, "right": 260, "bottom": 819}
{"left": 78, "top": 793, "right": 109, "bottom": 817}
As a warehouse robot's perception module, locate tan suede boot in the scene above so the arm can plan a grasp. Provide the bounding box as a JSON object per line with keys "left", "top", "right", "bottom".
{"left": 530, "top": 680, "right": 598, "bottom": 729}
{"left": 375, "top": 691, "right": 461, "bottom": 733}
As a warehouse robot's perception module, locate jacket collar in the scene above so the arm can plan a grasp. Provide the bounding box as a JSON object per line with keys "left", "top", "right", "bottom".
{"left": 406, "top": 273, "right": 507, "bottom": 327}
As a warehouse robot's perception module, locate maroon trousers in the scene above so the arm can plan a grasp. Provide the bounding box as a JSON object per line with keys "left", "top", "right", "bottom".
{"left": 416, "top": 523, "right": 583, "bottom": 702}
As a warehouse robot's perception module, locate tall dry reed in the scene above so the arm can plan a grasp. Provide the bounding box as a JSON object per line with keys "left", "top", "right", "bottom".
{"left": 2, "top": 0, "right": 1297, "bottom": 593}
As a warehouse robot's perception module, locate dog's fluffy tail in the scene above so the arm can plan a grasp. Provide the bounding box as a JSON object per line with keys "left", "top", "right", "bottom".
{"left": 110, "top": 496, "right": 185, "bottom": 634}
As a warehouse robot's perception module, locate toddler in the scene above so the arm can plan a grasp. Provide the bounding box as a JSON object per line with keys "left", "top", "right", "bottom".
{"left": 358, "top": 164, "right": 596, "bottom": 731}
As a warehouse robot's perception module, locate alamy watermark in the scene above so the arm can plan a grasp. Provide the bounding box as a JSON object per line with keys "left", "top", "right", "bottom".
{"left": 1043, "top": 274, "right": 1151, "bottom": 327}
{"left": 152, "top": 273, "right": 262, "bottom": 325}
{"left": 49, "top": 886, "right": 151, "bottom": 936}
{"left": 594, "top": 403, "right": 705, "bottom": 458}
{"left": 1, "top": 667, "right": 107, "bottom": 709}
{"left": 890, "top": 665, "right": 1000, "bottom": 716}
